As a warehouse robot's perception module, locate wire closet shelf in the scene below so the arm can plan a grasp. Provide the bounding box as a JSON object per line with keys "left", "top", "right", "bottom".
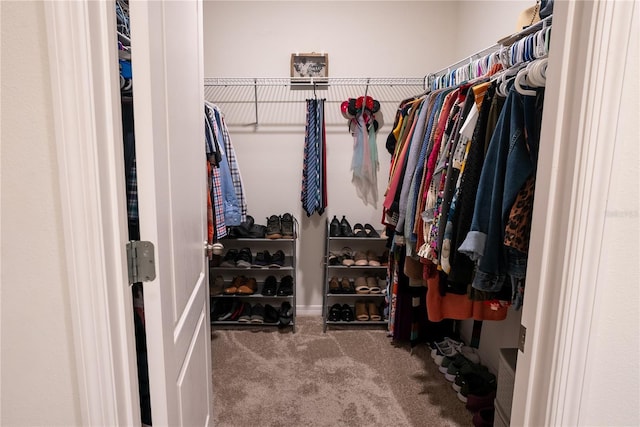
{"left": 204, "top": 77, "right": 426, "bottom": 129}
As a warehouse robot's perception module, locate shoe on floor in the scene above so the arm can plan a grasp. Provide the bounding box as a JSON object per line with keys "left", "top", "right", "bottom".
{"left": 329, "top": 216, "right": 341, "bottom": 237}
{"left": 280, "top": 213, "right": 294, "bottom": 238}
{"left": 472, "top": 407, "right": 495, "bottom": 427}
{"left": 266, "top": 215, "right": 282, "bottom": 239}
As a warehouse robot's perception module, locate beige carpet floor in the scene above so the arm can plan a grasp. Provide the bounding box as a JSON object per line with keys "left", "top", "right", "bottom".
{"left": 211, "top": 316, "right": 474, "bottom": 427}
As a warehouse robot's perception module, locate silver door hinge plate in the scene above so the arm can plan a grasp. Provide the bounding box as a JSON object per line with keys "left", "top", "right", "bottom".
{"left": 519, "top": 324, "right": 526, "bottom": 352}
{"left": 127, "top": 241, "right": 156, "bottom": 284}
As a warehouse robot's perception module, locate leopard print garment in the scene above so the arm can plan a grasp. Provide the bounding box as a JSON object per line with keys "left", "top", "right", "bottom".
{"left": 504, "top": 175, "right": 535, "bottom": 253}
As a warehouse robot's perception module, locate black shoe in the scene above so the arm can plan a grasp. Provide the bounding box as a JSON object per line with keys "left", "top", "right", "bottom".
{"left": 264, "top": 304, "right": 279, "bottom": 323}
{"left": 269, "top": 250, "right": 285, "bottom": 268}
{"left": 281, "top": 213, "right": 294, "bottom": 238}
{"left": 266, "top": 215, "right": 282, "bottom": 239}
{"left": 262, "top": 275, "right": 278, "bottom": 296}
{"left": 235, "top": 247, "right": 252, "bottom": 268}
{"left": 210, "top": 299, "right": 231, "bottom": 321}
{"left": 340, "top": 216, "right": 354, "bottom": 237}
{"left": 353, "top": 223, "right": 367, "bottom": 238}
{"left": 364, "top": 223, "right": 380, "bottom": 238}
{"left": 341, "top": 304, "right": 354, "bottom": 322}
{"left": 279, "top": 301, "right": 293, "bottom": 325}
{"left": 329, "top": 216, "right": 341, "bottom": 237}
{"left": 328, "top": 303, "right": 342, "bottom": 321}
{"left": 249, "top": 224, "right": 266, "bottom": 238}
{"left": 253, "top": 250, "right": 271, "bottom": 267}
{"left": 219, "top": 300, "right": 239, "bottom": 321}
{"left": 237, "top": 303, "right": 252, "bottom": 323}
{"left": 277, "top": 275, "right": 294, "bottom": 296}
{"left": 250, "top": 304, "right": 265, "bottom": 323}
{"left": 220, "top": 249, "right": 238, "bottom": 267}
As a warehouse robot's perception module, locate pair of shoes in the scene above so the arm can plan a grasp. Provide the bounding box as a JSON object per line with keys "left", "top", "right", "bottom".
{"left": 456, "top": 370, "right": 497, "bottom": 404}
{"left": 235, "top": 303, "right": 265, "bottom": 323}
{"left": 354, "top": 300, "right": 382, "bottom": 321}
{"left": 353, "top": 250, "right": 382, "bottom": 266}
{"left": 430, "top": 337, "right": 464, "bottom": 365}
{"left": 439, "top": 349, "right": 482, "bottom": 382}
{"left": 266, "top": 213, "right": 295, "bottom": 239}
{"left": 210, "top": 299, "right": 233, "bottom": 321}
{"left": 250, "top": 250, "right": 285, "bottom": 268}
{"left": 328, "top": 277, "right": 355, "bottom": 294}
{"left": 227, "top": 216, "right": 268, "bottom": 239}
{"left": 224, "top": 276, "right": 258, "bottom": 295}
{"left": 329, "top": 216, "right": 355, "bottom": 237}
{"left": 279, "top": 301, "right": 293, "bottom": 325}
{"left": 276, "top": 275, "right": 294, "bottom": 296}
{"left": 352, "top": 223, "right": 381, "bottom": 238}
{"left": 328, "top": 303, "right": 354, "bottom": 321}
{"left": 354, "top": 276, "right": 382, "bottom": 294}
{"left": 220, "top": 248, "right": 252, "bottom": 268}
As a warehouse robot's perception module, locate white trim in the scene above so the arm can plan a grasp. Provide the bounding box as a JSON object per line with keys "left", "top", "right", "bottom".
{"left": 296, "top": 305, "right": 324, "bottom": 316}
{"left": 512, "top": 1, "right": 636, "bottom": 425}
{"left": 44, "top": 2, "right": 139, "bottom": 426}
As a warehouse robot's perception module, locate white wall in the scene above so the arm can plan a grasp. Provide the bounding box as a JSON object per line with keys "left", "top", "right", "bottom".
{"left": 0, "top": 1, "right": 82, "bottom": 425}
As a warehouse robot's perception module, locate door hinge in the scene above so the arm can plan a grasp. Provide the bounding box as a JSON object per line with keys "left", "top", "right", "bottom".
{"left": 519, "top": 324, "right": 526, "bottom": 352}
{"left": 127, "top": 241, "right": 156, "bottom": 284}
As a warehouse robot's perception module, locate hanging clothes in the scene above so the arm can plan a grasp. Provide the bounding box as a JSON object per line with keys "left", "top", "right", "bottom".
{"left": 301, "top": 98, "right": 327, "bottom": 216}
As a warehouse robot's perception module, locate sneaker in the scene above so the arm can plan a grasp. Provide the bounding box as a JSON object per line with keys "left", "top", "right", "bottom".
{"left": 253, "top": 250, "right": 271, "bottom": 267}
{"left": 269, "top": 250, "right": 285, "bottom": 268}
{"left": 218, "top": 300, "right": 239, "bottom": 321}
{"left": 235, "top": 248, "right": 252, "bottom": 268}
{"left": 220, "top": 249, "right": 238, "bottom": 267}
{"left": 466, "top": 390, "right": 496, "bottom": 413}
{"left": 339, "top": 216, "right": 354, "bottom": 237}
{"left": 279, "top": 301, "right": 293, "bottom": 325}
{"left": 250, "top": 303, "right": 265, "bottom": 323}
{"left": 280, "top": 213, "right": 294, "bottom": 238}
{"left": 457, "top": 370, "right": 497, "bottom": 403}
{"left": 266, "top": 215, "right": 282, "bottom": 239}
{"left": 329, "top": 216, "right": 341, "bottom": 237}
{"left": 237, "top": 303, "right": 252, "bottom": 322}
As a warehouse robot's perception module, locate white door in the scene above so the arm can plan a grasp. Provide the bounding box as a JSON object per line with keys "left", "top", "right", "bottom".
{"left": 129, "top": 1, "right": 212, "bottom": 425}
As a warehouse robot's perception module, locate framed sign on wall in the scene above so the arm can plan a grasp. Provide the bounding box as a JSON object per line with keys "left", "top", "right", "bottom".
{"left": 290, "top": 52, "right": 328, "bottom": 81}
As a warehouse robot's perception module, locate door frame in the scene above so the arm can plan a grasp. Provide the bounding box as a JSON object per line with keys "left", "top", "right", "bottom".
{"left": 44, "top": 1, "right": 139, "bottom": 425}
{"left": 44, "top": 0, "right": 630, "bottom": 426}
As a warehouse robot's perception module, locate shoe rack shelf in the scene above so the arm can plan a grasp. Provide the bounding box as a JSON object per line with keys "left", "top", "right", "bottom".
{"left": 210, "top": 230, "right": 297, "bottom": 332}
{"left": 322, "top": 218, "right": 389, "bottom": 332}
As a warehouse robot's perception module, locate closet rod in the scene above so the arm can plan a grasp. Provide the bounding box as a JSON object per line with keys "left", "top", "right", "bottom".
{"left": 204, "top": 77, "right": 426, "bottom": 88}
{"left": 425, "top": 14, "right": 553, "bottom": 81}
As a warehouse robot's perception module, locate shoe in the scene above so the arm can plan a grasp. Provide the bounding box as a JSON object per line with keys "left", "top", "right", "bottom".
{"left": 379, "top": 249, "right": 390, "bottom": 266}
{"left": 354, "top": 251, "right": 368, "bottom": 266}
{"left": 341, "top": 304, "right": 354, "bottom": 322}
{"left": 266, "top": 215, "right": 282, "bottom": 239}
{"left": 355, "top": 276, "right": 370, "bottom": 294}
{"left": 353, "top": 223, "right": 367, "bottom": 238}
{"left": 219, "top": 300, "right": 239, "bottom": 321}
{"left": 235, "top": 248, "right": 252, "bottom": 268}
{"left": 472, "top": 407, "right": 495, "bottom": 427}
{"left": 220, "top": 249, "right": 238, "bottom": 267}
{"left": 465, "top": 390, "right": 496, "bottom": 413}
{"left": 339, "top": 216, "right": 354, "bottom": 237}
{"left": 269, "top": 250, "right": 285, "bottom": 268}
{"left": 340, "top": 277, "right": 355, "bottom": 294}
{"left": 279, "top": 301, "right": 293, "bottom": 325}
{"left": 252, "top": 250, "right": 271, "bottom": 267}
{"left": 328, "top": 277, "right": 340, "bottom": 294}
{"left": 366, "top": 276, "right": 381, "bottom": 293}
{"left": 264, "top": 304, "right": 279, "bottom": 323}
{"left": 355, "top": 301, "right": 369, "bottom": 321}
{"left": 237, "top": 303, "right": 252, "bottom": 322}
{"left": 328, "top": 251, "right": 343, "bottom": 266}
{"left": 210, "top": 299, "right": 231, "bottom": 321}
{"left": 341, "top": 247, "right": 355, "bottom": 266}
{"left": 364, "top": 223, "right": 380, "bottom": 238}
{"left": 250, "top": 303, "right": 265, "bottom": 323}
{"left": 210, "top": 275, "right": 225, "bottom": 296}
{"left": 236, "top": 277, "right": 258, "bottom": 295}
{"left": 262, "top": 275, "right": 278, "bottom": 296}
{"left": 328, "top": 303, "right": 342, "bottom": 321}
{"left": 329, "top": 216, "right": 341, "bottom": 237}
{"left": 277, "top": 275, "right": 294, "bottom": 296}
{"left": 224, "top": 276, "right": 244, "bottom": 294}
{"left": 248, "top": 224, "right": 266, "bottom": 238}
{"left": 457, "top": 370, "right": 497, "bottom": 403}
{"left": 367, "top": 301, "right": 382, "bottom": 321}
{"left": 280, "top": 213, "right": 294, "bottom": 238}
{"left": 366, "top": 250, "right": 381, "bottom": 267}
